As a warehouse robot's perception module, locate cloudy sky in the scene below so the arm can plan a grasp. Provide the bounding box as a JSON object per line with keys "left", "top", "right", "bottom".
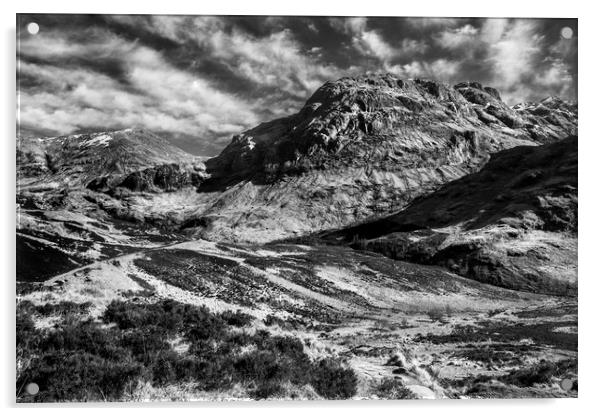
{"left": 17, "top": 15, "right": 577, "bottom": 156}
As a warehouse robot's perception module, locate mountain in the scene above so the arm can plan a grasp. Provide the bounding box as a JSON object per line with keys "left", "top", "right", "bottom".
{"left": 190, "top": 75, "right": 577, "bottom": 242}
{"left": 17, "top": 128, "right": 205, "bottom": 190}
{"left": 319, "top": 136, "right": 577, "bottom": 295}
{"left": 16, "top": 76, "right": 578, "bottom": 282}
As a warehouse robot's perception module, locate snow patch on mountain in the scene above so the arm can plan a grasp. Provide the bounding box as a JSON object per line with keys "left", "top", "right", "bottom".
{"left": 81, "top": 134, "right": 112, "bottom": 148}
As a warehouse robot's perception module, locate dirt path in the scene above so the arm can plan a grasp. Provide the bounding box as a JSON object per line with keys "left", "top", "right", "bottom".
{"left": 45, "top": 239, "right": 188, "bottom": 283}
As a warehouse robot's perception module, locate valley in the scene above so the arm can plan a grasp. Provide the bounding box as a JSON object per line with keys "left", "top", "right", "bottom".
{"left": 16, "top": 74, "right": 578, "bottom": 401}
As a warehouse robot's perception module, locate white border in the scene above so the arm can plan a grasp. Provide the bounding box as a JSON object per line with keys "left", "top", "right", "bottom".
{"left": 2, "top": 1, "right": 599, "bottom": 415}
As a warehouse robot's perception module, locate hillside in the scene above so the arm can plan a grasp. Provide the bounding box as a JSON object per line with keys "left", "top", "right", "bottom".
{"left": 17, "top": 129, "right": 207, "bottom": 281}
{"left": 319, "top": 136, "right": 578, "bottom": 295}
{"left": 17, "top": 238, "right": 576, "bottom": 401}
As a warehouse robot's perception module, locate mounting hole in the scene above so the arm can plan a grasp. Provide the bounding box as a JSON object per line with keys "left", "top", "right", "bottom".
{"left": 25, "top": 382, "right": 39, "bottom": 395}
{"left": 27, "top": 22, "right": 39, "bottom": 35}
{"left": 560, "top": 378, "right": 574, "bottom": 391}
{"left": 560, "top": 27, "right": 573, "bottom": 40}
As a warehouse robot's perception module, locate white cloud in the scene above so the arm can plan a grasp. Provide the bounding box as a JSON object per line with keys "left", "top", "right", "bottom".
{"left": 329, "top": 17, "right": 367, "bottom": 35}
{"left": 400, "top": 39, "right": 429, "bottom": 55}
{"left": 435, "top": 24, "right": 479, "bottom": 50}
{"left": 206, "top": 28, "right": 341, "bottom": 97}
{"left": 488, "top": 20, "right": 543, "bottom": 89}
{"left": 353, "top": 30, "right": 397, "bottom": 61}
{"left": 406, "top": 17, "right": 460, "bottom": 29}
{"left": 330, "top": 17, "right": 428, "bottom": 64}
{"left": 432, "top": 18, "right": 570, "bottom": 103}
{"left": 533, "top": 58, "right": 573, "bottom": 98}
{"left": 116, "top": 15, "right": 341, "bottom": 99}
{"left": 386, "top": 58, "right": 460, "bottom": 81}
{"left": 17, "top": 15, "right": 577, "bottom": 151}
{"left": 18, "top": 30, "right": 260, "bottom": 146}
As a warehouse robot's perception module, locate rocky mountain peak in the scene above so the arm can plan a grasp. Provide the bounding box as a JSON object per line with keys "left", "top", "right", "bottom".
{"left": 205, "top": 74, "right": 576, "bottom": 186}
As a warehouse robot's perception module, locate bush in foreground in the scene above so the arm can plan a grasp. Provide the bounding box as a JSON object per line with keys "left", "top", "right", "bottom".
{"left": 311, "top": 358, "right": 358, "bottom": 399}
{"left": 16, "top": 299, "right": 357, "bottom": 402}
{"left": 371, "top": 377, "right": 417, "bottom": 399}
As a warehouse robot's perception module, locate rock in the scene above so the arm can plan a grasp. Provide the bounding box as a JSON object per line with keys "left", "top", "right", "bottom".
{"left": 116, "top": 164, "right": 204, "bottom": 192}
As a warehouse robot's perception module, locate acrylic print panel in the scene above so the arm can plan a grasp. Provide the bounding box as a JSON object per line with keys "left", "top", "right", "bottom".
{"left": 16, "top": 14, "right": 578, "bottom": 402}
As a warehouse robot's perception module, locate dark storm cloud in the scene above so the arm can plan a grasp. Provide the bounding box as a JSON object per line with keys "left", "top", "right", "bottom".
{"left": 17, "top": 14, "right": 577, "bottom": 156}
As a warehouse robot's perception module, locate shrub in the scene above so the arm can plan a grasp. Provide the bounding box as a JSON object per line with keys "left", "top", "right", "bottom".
{"left": 501, "top": 359, "right": 577, "bottom": 387}
{"left": 252, "top": 380, "right": 286, "bottom": 400}
{"left": 310, "top": 359, "right": 357, "bottom": 399}
{"left": 427, "top": 308, "right": 446, "bottom": 323}
{"left": 103, "top": 300, "right": 182, "bottom": 332}
{"left": 36, "top": 301, "right": 92, "bottom": 316}
{"left": 119, "top": 327, "right": 172, "bottom": 363}
{"left": 220, "top": 310, "right": 254, "bottom": 327}
{"left": 21, "top": 351, "right": 144, "bottom": 402}
{"left": 149, "top": 350, "right": 200, "bottom": 386}
{"left": 16, "top": 308, "right": 37, "bottom": 349}
{"left": 40, "top": 320, "right": 126, "bottom": 360}
{"left": 372, "top": 377, "right": 417, "bottom": 399}
{"left": 17, "top": 298, "right": 358, "bottom": 401}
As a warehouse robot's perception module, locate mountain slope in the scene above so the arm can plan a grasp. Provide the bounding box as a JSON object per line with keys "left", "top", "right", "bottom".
{"left": 319, "top": 136, "right": 578, "bottom": 295}
{"left": 191, "top": 75, "right": 577, "bottom": 242}
{"left": 16, "top": 128, "right": 207, "bottom": 281}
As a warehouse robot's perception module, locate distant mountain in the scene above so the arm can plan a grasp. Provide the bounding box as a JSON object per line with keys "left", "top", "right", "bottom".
{"left": 17, "top": 128, "right": 205, "bottom": 190}
{"left": 319, "top": 136, "right": 577, "bottom": 295}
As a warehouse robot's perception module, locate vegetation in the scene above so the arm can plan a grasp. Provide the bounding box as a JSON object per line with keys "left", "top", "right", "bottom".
{"left": 371, "top": 377, "right": 417, "bottom": 400}
{"left": 500, "top": 359, "right": 577, "bottom": 387}
{"left": 427, "top": 308, "right": 446, "bottom": 323}
{"left": 16, "top": 299, "right": 357, "bottom": 402}
{"left": 449, "top": 358, "right": 578, "bottom": 398}
{"left": 310, "top": 358, "right": 358, "bottom": 399}
{"left": 415, "top": 320, "right": 577, "bottom": 351}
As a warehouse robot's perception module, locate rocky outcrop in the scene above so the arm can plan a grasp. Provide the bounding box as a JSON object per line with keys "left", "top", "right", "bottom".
{"left": 86, "top": 163, "right": 205, "bottom": 193}
{"left": 320, "top": 136, "right": 578, "bottom": 295}
{"left": 513, "top": 96, "right": 578, "bottom": 143}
